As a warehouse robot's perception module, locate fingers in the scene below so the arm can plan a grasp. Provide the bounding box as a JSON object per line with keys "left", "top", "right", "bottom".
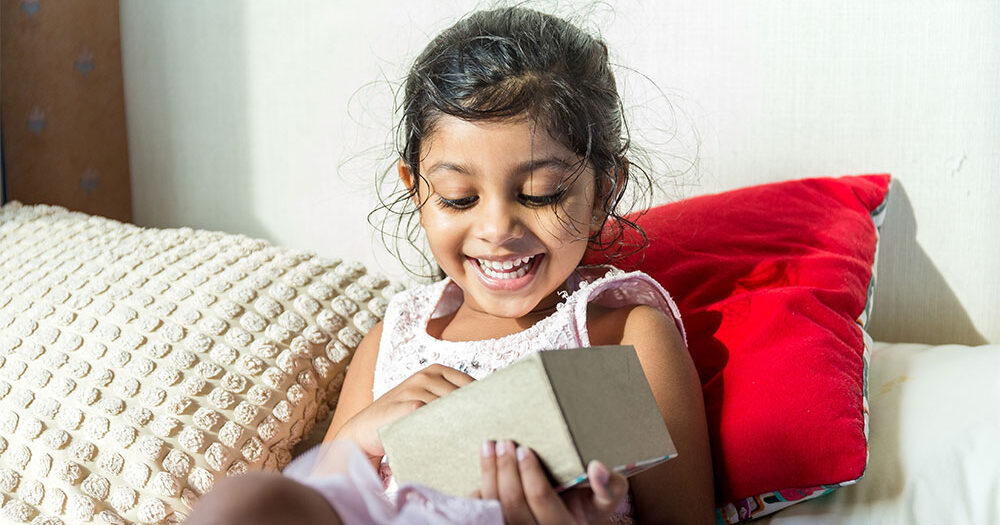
{"left": 586, "top": 460, "right": 629, "bottom": 515}
{"left": 479, "top": 440, "right": 499, "bottom": 501}
{"left": 515, "top": 446, "right": 573, "bottom": 524}
{"left": 481, "top": 440, "right": 535, "bottom": 525}
{"left": 495, "top": 441, "right": 535, "bottom": 525}
{"left": 339, "top": 365, "right": 476, "bottom": 460}
{"left": 481, "top": 441, "right": 576, "bottom": 525}
{"left": 417, "top": 376, "right": 464, "bottom": 399}
{"left": 397, "top": 364, "right": 475, "bottom": 400}
{"left": 560, "top": 461, "right": 630, "bottom": 523}
{"left": 477, "top": 439, "right": 630, "bottom": 525}
{"left": 430, "top": 363, "right": 476, "bottom": 388}
{"left": 419, "top": 364, "right": 475, "bottom": 396}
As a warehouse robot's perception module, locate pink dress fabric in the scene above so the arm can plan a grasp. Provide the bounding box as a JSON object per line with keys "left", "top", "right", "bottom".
{"left": 284, "top": 266, "right": 684, "bottom": 524}
{"left": 284, "top": 441, "right": 503, "bottom": 524}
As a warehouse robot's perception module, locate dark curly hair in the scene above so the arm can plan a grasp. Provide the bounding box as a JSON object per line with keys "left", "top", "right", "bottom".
{"left": 373, "top": 6, "right": 654, "bottom": 279}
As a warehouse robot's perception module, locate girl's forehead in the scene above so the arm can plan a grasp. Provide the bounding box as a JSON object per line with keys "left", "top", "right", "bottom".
{"left": 422, "top": 115, "right": 573, "bottom": 158}
{"left": 418, "top": 115, "right": 596, "bottom": 184}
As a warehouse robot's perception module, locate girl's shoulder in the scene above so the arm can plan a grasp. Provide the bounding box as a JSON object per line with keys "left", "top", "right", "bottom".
{"left": 569, "top": 265, "right": 672, "bottom": 306}
{"left": 571, "top": 264, "right": 661, "bottom": 291}
{"left": 570, "top": 265, "right": 687, "bottom": 347}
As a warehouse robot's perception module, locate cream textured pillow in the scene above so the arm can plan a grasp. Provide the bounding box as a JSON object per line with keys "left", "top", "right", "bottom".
{"left": 0, "top": 202, "right": 399, "bottom": 524}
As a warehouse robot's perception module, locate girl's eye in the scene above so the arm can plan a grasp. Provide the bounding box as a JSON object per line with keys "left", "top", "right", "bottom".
{"left": 519, "top": 190, "right": 567, "bottom": 207}
{"left": 436, "top": 195, "right": 478, "bottom": 210}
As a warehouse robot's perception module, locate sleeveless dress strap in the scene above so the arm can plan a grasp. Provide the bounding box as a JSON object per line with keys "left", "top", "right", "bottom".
{"left": 567, "top": 267, "right": 687, "bottom": 347}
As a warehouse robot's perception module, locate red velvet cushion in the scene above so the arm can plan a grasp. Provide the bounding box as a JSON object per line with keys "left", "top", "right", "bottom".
{"left": 586, "top": 174, "right": 891, "bottom": 522}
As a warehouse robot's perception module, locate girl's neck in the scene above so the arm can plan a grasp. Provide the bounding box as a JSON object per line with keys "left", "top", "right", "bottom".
{"left": 426, "top": 277, "right": 571, "bottom": 342}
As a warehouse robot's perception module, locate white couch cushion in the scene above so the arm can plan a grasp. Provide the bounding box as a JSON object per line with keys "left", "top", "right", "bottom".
{"left": 758, "top": 341, "right": 1000, "bottom": 525}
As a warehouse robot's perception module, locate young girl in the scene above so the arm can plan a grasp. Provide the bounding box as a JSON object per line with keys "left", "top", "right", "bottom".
{"left": 188, "top": 7, "right": 713, "bottom": 525}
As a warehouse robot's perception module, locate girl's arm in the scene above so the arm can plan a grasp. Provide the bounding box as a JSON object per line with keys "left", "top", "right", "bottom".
{"left": 590, "top": 304, "right": 716, "bottom": 525}
{"left": 323, "top": 320, "right": 475, "bottom": 464}
{"left": 324, "top": 322, "right": 382, "bottom": 450}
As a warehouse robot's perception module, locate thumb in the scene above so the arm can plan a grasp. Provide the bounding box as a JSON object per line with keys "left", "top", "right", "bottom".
{"left": 587, "top": 460, "right": 628, "bottom": 510}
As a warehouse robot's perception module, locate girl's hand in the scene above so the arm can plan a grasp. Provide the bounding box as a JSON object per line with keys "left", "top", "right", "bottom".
{"left": 475, "top": 440, "right": 628, "bottom": 525}
{"left": 335, "top": 364, "right": 474, "bottom": 458}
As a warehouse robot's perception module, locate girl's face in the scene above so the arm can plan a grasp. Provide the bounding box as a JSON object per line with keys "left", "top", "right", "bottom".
{"left": 402, "top": 115, "right": 601, "bottom": 319}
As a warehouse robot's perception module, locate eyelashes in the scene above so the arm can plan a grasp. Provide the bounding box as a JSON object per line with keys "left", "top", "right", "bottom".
{"left": 520, "top": 190, "right": 567, "bottom": 207}
{"left": 435, "top": 190, "right": 568, "bottom": 211}
{"left": 436, "top": 195, "right": 478, "bottom": 210}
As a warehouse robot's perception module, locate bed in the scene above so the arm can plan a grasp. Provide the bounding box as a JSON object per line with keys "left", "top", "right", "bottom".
{"left": 2, "top": 176, "right": 997, "bottom": 524}
{"left": 1, "top": 2, "right": 996, "bottom": 523}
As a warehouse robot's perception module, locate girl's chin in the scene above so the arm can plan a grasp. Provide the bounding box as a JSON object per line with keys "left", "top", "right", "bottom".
{"left": 465, "top": 289, "right": 543, "bottom": 319}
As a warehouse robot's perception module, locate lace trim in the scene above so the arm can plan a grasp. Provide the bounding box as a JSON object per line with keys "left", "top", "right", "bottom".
{"left": 372, "top": 265, "right": 686, "bottom": 399}
{"left": 413, "top": 290, "right": 575, "bottom": 362}
{"left": 571, "top": 267, "right": 688, "bottom": 347}
{"left": 373, "top": 273, "right": 587, "bottom": 399}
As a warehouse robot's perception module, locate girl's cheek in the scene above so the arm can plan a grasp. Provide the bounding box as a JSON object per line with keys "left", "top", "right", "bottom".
{"left": 561, "top": 199, "right": 598, "bottom": 233}
{"left": 423, "top": 212, "right": 469, "bottom": 242}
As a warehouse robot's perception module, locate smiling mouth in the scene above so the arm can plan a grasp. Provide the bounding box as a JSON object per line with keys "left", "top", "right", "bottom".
{"left": 472, "top": 255, "right": 538, "bottom": 280}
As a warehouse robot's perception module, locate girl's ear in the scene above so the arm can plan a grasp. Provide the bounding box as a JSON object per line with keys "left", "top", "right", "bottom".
{"left": 590, "top": 200, "right": 606, "bottom": 235}
{"left": 398, "top": 159, "right": 415, "bottom": 191}
{"left": 590, "top": 166, "right": 625, "bottom": 234}
{"left": 398, "top": 159, "right": 422, "bottom": 206}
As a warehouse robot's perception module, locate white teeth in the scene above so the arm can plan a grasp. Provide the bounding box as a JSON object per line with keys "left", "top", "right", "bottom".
{"left": 476, "top": 255, "right": 536, "bottom": 279}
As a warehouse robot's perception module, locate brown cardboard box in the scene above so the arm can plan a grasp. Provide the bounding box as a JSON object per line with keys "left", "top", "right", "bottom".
{"left": 379, "top": 346, "right": 677, "bottom": 497}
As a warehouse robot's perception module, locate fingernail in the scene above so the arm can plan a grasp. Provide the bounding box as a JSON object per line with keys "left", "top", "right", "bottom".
{"left": 495, "top": 440, "right": 508, "bottom": 456}
{"left": 592, "top": 461, "right": 610, "bottom": 487}
{"left": 481, "top": 440, "right": 494, "bottom": 458}
{"left": 516, "top": 446, "right": 527, "bottom": 461}
{"left": 591, "top": 461, "right": 615, "bottom": 500}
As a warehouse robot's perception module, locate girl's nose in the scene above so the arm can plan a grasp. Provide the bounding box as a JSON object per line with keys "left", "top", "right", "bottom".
{"left": 475, "top": 199, "right": 522, "bottom": 245}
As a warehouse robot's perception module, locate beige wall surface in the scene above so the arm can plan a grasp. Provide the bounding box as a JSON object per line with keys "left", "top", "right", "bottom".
{"left": 120, "top": 1, "right": 999, "bottom": 344}
{"left": 2, "top": 0, "right": 131, "bottom": 222}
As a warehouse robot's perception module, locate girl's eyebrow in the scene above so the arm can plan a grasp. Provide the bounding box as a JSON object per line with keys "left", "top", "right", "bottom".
{"left": 425, "top": 161, "right": 472, "bottom": 176}
{"left": 424, "top": 156, "right": 574, "bottom": 176}
{"left": 515, "top": 157, "right": 574, "bottom": 174}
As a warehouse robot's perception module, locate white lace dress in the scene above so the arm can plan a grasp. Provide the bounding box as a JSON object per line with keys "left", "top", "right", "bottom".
{"left": 286, "top": 266, "right": 684, "bottom": 524}
{"left": 372, "top": 265, "right": 685, "bottom": 523}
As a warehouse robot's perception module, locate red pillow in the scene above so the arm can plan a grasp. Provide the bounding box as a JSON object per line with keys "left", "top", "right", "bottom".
{"left": 586, "top": 174, "right": 890, "bottom": 523}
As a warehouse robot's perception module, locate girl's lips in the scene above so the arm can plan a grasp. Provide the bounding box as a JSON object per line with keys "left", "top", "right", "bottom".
{"left": 467, "top": 254, "right": 543, "bottom": 291}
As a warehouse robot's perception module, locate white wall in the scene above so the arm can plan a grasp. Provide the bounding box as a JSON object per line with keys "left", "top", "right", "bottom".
{"left": 121, "top": 1, "right": 1000, "bottom": 344}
